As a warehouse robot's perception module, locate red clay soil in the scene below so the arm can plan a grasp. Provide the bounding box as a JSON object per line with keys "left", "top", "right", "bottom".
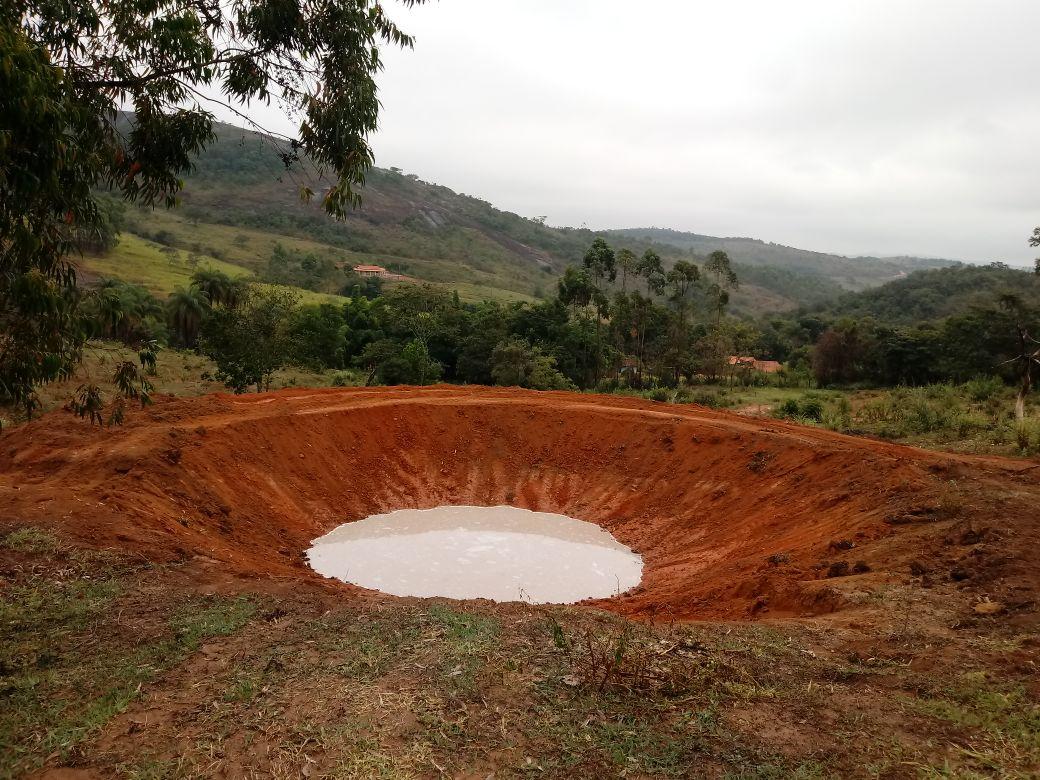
{"left": 1, "top": 386, "right": 1036, "bottom": 619}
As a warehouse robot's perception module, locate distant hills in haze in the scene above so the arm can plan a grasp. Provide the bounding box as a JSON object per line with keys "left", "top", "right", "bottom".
{"left": 808, "top": 262, "right": 1040, "bottom": 325}
{"left": 606, "top": 228, "right": 955, "bottom": 292}
{"left": 94, "top": 119, "right": 964, "bottom": 315}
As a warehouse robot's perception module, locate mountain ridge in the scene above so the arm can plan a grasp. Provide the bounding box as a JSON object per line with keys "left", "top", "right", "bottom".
{"left": 102, "top": 119, "right": 962, "bottom": 313}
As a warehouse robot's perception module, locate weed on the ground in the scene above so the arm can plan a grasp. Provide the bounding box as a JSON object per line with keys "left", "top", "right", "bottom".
{"left": 2, "top": 532, "right": 1038, "bottom": 778}
{"left": 0, "top": 529, "right": 256, "bottom": 777}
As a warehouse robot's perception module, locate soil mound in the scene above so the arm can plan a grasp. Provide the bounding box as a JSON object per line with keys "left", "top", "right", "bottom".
{"left": 1, "top": 386, "right": 1033, "bottom": 618}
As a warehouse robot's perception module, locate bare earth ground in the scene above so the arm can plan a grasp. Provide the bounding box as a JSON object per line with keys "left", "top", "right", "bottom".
{"left": 1, "top": 386, "right": 1038, "bottom": 778}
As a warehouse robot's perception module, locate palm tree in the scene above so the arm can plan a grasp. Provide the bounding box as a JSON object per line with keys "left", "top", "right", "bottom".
{"left": 93, "top": 280, "right": 128, "bottom": 339}
{"left": 704, "top": 251, "right": 739, "bottom": 379}
{"left": 166, "top": 286, "right": 210, "bottom": 347}
{"left": 191, "top": 269, "right": 242, "bottom": 308}
{"left": 89, "top": 278, "right": 164, "bottom": 345}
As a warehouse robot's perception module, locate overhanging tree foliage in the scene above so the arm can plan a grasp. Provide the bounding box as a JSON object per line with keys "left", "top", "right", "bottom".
{"left": 0, "top": 0, "right": 423, "bottom": 415}
{"left": 1031, "top": 226, "right": 1039, "bottom": 275}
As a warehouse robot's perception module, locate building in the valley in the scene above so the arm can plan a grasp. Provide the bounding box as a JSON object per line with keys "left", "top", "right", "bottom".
{"left": 728, "top": 356, "right": 783, "bottom": 374}
{"left": 352, "top": 264, "right": 393, "bottom": 278}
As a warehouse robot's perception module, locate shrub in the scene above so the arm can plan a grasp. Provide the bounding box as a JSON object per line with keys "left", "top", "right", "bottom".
{"left": 773, "top": 395, "right": 825, "bottom": 423}
{"left": 953, "top": 412, "right": 989, "bottom": 439}
{"left": 963, "top": 375, "right": 1004, "bottom": 403}
{"left": 329, "top": 371, "right": 355, "bottom": 387}
{"left": 489, "top": 337, "right": 572, "bottom": 391}
{"left": 799, "top": 397, "right": 824, "bottom": 422}
{"left": 1014, "top": 420, "right": 1040, "bottom": 456}
{"left": 685, "top": 390, "right": 724, "bottom": 408}
{"left": 823, "top": 397, "right": 852, "bottom": 432}
{"left": 902, "top": 397, "right": 943, "bottom": 434}
{"left": 923, "top": 382, "right": 956, "bottom": 401}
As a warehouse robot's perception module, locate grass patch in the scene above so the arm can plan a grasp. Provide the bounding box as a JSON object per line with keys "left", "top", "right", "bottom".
{"left": 592, "top": 714, "right": 700, "bottom": 774}
{"left": 5, "top": 568, "right": 1036, "bottom": 777}
{"left": 0, "top": 340, "right": 357, "bottom": 423}
{"left": 0, "top": 541, "right": 256, "bottom": 778}
{"left": 906, "top": 672, "right": 1040, "bottom": 775}
{"left": 721, "top": 762, "right": 830, "bottom": 779}
{"left": 222, "top": 672, "right": 261, "bottom": 704}
{"left": 81, "top": 233, "right": 253, "bottom": 297}
{"left": 641, "top": 380, "right": 1040, "bottom": 458}
{"left": 170, "top": 596, "right": 256, "bottom": 652}
{"left": 425, "top": 604, "right": 500, "bottom": 691}
{"left": 119, "top": 758, "right": 187, "bottom": 780}
{"left": 82, "top": 232, "right": 349, "bottom": 310}
{"left": 2, "top": 528, "right": 58, "bottom": 555}
{"left": 825, "top": 383, "right": 1040, "bottom": 457}
{"left": 305, "top": 607, "right": 424, "bottom": 681}
{"left": 426, "top": 603, "right": 499, "bottom": 647}
{"left": 122, "top": 204, "right": 548, "bottom": 303}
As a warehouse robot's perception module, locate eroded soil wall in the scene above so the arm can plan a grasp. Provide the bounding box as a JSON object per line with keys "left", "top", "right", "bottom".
{"left": 3, "top": 386, "right": 1030, "bottom": 618}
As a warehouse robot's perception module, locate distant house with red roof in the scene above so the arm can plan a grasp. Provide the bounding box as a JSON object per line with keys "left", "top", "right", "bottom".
{"left": 353, "top": 264, "right": 393, "bottom": 278}
{"left": 351, "top": 264, "right": 413, "bottom": 282}
{"left": 728, "top": 356, "right": 783, "bottom": 374}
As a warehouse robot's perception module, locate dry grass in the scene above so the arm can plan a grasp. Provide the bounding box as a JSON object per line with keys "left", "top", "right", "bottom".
{"left": 2, "top": 528, "right": 1037, "bottom": 778}
{"left": 0, "top": 341, "right": 356, "bottom": 428}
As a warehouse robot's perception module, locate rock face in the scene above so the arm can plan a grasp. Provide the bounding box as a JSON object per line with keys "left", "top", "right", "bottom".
{"left": 1, "top": 385, "right": 1030, "bottom": 619}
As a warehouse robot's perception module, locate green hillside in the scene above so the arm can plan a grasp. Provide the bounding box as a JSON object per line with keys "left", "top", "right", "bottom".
{"left": 101, "top": 119, "right": 961, "bottom": 315}
{"left": 814, "top": 263, "right": 1040, "bottom": 324}
{"left": 105, "top": 206, "right": 534, "bottom": 304}
{"left": 78, "top": 233, "right": 253, "bottom": 295}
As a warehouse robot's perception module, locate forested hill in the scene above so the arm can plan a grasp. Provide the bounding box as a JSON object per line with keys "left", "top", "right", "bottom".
{"left": 111, "top": 119, "right": 960, "bottom": 313}
{"left": 812, "top": 263, "right": 1040, "bottom": 325}
{"left": 607, "top": 228, "right": 956, "bottom": 291}
{"left": 189, "top": 134, "right": 592, "bottom": 272}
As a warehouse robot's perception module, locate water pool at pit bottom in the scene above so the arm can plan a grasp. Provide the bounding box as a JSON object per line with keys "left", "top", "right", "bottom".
{"left": 306, "top": 505, "right": 643, "bottom": 604}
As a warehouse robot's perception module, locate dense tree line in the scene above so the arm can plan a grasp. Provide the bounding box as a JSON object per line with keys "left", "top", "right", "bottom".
{"left": 79, "top": 238, "right": 750, "bottom": 395}
{"left": 51, "top": 231, "right": 1040, "bottom": 417}
{"left": 757, "top": 256, "right": 1040, "bottom": 415}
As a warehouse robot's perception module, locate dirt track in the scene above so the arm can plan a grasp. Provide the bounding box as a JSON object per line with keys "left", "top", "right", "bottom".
{"left": 2, "top": 386, "right": 1037, "bottom": 619}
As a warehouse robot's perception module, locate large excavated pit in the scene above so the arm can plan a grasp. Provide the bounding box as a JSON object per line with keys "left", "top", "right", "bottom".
{"left": 0, "top": 386, "right": 989, "bottom": 619}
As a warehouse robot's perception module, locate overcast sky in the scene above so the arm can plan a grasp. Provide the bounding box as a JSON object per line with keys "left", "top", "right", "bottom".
{"left": 227, "top": 0, "right": 1040, "bottom": 265}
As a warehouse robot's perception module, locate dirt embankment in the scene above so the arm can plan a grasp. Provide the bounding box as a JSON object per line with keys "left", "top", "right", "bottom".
{"left": 1, "top": 386, "right": 1036, "bottom": 619}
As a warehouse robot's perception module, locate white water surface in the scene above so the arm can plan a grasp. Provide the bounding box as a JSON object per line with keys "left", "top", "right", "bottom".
{"left": 307, "top": 505, "right": 643, "bottom": 604}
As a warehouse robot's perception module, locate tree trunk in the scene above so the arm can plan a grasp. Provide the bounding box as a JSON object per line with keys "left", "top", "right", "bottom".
{"left": 1016, "top": 369, "right": 1031, "bottom": 421}
{"left": 1012, "top": 327, "right": 1036, "bottom": 421}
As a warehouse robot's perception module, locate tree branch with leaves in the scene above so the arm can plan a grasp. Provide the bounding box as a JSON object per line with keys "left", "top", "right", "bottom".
{"left": 1030, "top": 226, "right": 1039, "bottom": 275}
{"left": 1, "top": 0, "right": 424, "bottom": 419}
{"left": 997, "top": 293, "right": 1040, "bottom": 421}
